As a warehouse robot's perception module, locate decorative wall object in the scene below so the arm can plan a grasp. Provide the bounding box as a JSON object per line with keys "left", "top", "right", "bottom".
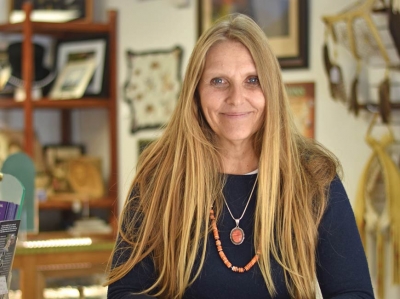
{"left": 285, "top": 82, "right": 315, "bottom": 138}
{"left": 198, "top": 0, "right": 309, "bottom": 68}
{"left": 322, "top": 0, "right": 400, "bottom": 122}
{"left": 124, "top": 46, "right": 183, "bottom": 133}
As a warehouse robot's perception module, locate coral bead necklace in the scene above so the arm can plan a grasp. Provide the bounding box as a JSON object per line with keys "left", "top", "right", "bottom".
{"left": 210, "top": 207, "right": 260, "bottom": 273}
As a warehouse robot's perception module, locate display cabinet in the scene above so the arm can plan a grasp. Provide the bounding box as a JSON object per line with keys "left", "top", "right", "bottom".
{"left": 0, "top": 2, "right": 118, "bottom": 236}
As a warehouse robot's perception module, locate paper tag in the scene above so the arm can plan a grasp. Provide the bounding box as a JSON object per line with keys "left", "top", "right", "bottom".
{"left": 330, "top": 66, "right": 341, "bottom": 84}
{"left": 0, "top": 275, "right": 8, "bottom": 295}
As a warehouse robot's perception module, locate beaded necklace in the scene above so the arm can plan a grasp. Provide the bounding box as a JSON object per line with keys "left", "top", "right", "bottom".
{"left": 210, "top": 207, "right": 260, "bottom": 272}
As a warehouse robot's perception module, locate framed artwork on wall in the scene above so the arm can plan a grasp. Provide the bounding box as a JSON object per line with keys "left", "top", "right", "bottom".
{"left": 124, "top": 46, "right": 183, "bottom": 133}
{"left": 198, "top": 0, "right": 309, "bottom": 69}
{"left": 285, "top": 82, "right": 315, "bottom": 138}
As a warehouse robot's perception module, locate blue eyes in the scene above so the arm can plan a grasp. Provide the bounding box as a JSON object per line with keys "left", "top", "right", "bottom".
{"left": 247, "top": 76, "right": 259, "bottom": 84}
{"left": 211, "top": 78, "right": 225, "bottom": 85}
{"left": 210, "top": 76, "right": 259, "bottom": 86}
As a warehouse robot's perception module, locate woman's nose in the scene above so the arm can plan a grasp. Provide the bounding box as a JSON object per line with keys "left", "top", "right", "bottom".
{"left": 226, "top": 84, "right": 244, "bottom": 106}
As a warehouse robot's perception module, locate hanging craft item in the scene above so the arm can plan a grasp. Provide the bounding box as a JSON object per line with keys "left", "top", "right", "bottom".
{"left": 354, "top": 114, "right": 400, "bottom": 299}
{"left": 123, "top": 46, "right": 183, "bottom": 133}
{"left": 349, "top": 60, "right": 362, "bottom": 116}
{"left": 378, "top": 73, "right": 391, "bottom": 123}
{"left": 388, "top": 0, "right": 400, "bottom": 57}
{"left": 321, "top": 0, "right": 398, "bottom": 118}
{"left": 322, "top": 39, "right": 347, "bottom": 103}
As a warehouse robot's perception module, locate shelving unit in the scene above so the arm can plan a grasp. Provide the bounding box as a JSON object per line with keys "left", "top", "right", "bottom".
{"left": 0, "top": 3, "right": 118, "bottom": 234}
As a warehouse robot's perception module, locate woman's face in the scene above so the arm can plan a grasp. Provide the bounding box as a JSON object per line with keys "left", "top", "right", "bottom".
{"left": 198, "top": 40, "right": 265, "bottom": 148}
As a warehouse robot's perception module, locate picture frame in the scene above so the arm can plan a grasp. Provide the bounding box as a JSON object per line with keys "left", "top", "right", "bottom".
{"left": 8, "top": 0, "right": 93, "bottom": 24}
{"left": 198, "top": 0, "right": 309, "bottom": 69}
{"left": 49, "top": 58, "right": 96, "bottom": 100}
{"left": 43, "top": 144, "right": 85, "bottom": 194}
{"left": 67, "top": 156, "right": 104, "bottom": 199}
{"left": 55, "top": 38, "right": 108, "bottom": 96}
{"left": 285, "top": 82, "right": 315, "bottom": 138}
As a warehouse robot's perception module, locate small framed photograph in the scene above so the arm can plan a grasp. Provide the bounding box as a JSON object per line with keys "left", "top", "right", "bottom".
{"left": 55, "top": 38, "right": 107, "bottom": 96}
{"left": 43, "top": 144, "right": 85, "bottom": 193}
{"left": 8, "top": 0, "right": 93, "bottom": 24}
{"left": 49, "top": 58, "right": 96, "bottom": 99}
{"left": 67, "top": 156, "right": 104, "bottom": 199}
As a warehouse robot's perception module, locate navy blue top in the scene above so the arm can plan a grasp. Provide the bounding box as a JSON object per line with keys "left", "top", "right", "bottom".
{"left": 108, "top": 174, "right": 374, "bottom": 298}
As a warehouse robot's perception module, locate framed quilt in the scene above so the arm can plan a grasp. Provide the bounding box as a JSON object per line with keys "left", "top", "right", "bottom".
{"left": 124, "top": 46, "right": 183, "bottom": 133}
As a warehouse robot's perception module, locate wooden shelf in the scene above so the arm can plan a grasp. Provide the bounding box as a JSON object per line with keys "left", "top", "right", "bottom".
{"left": 0, "top": 21, "right": 110, "bottom": 35}
{"left": 0, "top": 98, "right": 111, "bottom": 109}
{"left": 39, "top": 195, "right": 117, "bottom": 210}
{"left": 0, "top": 98, "right": 24, "bottom": 108}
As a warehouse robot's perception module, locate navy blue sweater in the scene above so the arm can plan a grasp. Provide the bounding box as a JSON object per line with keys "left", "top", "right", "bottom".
{"left": 108, "top": 174, "right": 374, "bottom": 298}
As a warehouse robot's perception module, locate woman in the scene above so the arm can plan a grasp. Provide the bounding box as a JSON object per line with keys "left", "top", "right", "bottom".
{"left": 105, "top": 14, "right": 374, "bottom": 298}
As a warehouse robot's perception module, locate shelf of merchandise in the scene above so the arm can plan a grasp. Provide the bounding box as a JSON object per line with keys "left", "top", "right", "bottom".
{"left": 0, "top": 3, "right": 118, "bottom": 230}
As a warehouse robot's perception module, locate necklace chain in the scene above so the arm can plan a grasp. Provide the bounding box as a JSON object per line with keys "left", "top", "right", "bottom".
{"left": 223, "top": 174, "right": 258, "bottom": 223}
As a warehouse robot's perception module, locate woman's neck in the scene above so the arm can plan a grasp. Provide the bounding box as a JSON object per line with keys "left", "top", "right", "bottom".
{"left": 220, "top": 148, "right": 258, "bottom": 175}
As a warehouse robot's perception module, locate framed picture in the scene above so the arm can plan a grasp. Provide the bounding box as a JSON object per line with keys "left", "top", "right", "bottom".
{"left": 67, "top": 156, "right": 104, "bottom": 199}
{"left": 8, "top": 0, "right": 93, "bottom": 23}
{"left": 55, "top": 38, "right": 107, "bottom": 96}
{"left": 285, "top": 82, "right": 315, "bottom": 138}
{"left": 49, "top": 58, "right": 96, "bottom": 99}
{"left": 43, "top": 144, "right": 85, "bottom": 193}
{"left": 198, "top": 0, "right": 308, "bottom": 69}
{"left": 124, "top": 46, "right": 183, "bottom": 133}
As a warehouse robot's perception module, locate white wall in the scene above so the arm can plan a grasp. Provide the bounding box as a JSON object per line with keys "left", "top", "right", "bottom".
{"left": 106, "top": 0, "right": 197, "bottom": 207}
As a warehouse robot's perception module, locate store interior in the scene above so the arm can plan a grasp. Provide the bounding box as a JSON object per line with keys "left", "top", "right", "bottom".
{"left": 0, "top": 0, "right": 399, "bottom": 298}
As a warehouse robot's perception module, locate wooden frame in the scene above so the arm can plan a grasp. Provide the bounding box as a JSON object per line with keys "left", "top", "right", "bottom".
{"left": 285, "top": 82, "right": 315, "bottom": 138}
{"left": 198, "top": 0, "right": 309, "bottom": 69}
{"left": 49, "top": 58, "right": 96, "bottom": 100}
{"left": 55, "top": 38, "right": 107, "bottom": 96}
{"left": 43, "top": 144, "right": 84, "bottom": 194}
{"left": 8, "top": 0, "right": 93, "bottom": 24}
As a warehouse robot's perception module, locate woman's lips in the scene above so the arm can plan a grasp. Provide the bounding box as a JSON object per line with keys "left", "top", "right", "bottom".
{"left": 221, "top": 112, "right": 251, "bottom": 117}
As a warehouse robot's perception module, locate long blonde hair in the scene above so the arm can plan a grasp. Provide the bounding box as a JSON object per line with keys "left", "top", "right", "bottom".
{"left": 105, "top": 14, "right": 340, "bottom": 298}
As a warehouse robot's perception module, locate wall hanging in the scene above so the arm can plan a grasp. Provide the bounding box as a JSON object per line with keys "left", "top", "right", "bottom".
{"left": 124, "top": 46, "right": 183, "bottom": 133}
{"left": 322, "top": 0, "right": 400, "bottom": 122}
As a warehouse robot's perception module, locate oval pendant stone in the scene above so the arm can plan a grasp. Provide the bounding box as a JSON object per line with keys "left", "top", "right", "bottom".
{"left": 230, "top": 227, "right": 245, "bottom": 245}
